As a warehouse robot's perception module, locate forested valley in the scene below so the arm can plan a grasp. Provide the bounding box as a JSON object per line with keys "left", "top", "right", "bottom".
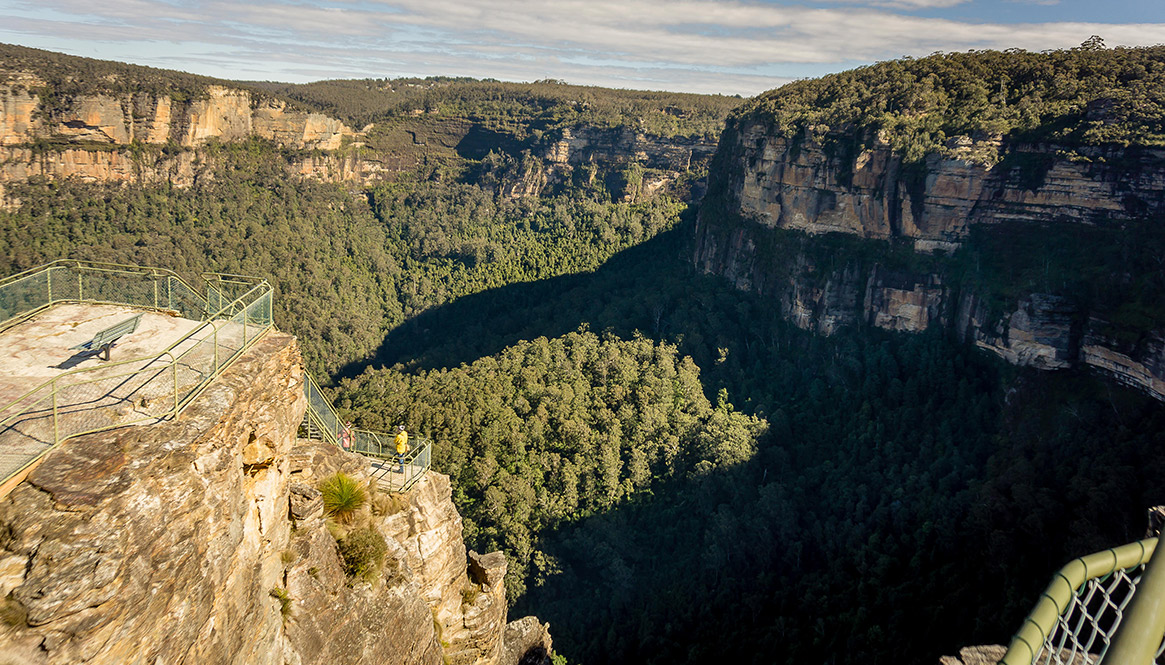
{"left": 3, "top": 44, "right": 1165, "bottom": 665}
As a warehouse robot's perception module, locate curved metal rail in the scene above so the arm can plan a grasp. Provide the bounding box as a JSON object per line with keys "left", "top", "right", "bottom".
{"left": 1001, "top": 538, "right": 1165, "bottom": 665}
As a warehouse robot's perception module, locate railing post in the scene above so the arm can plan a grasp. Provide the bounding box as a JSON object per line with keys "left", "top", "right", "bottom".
{"left": 172, "top": 362, "right": 179, "bottom": 417}
{"left": 1106, "top": 538, "right": 1165, "bottom": 664}
{"left": 51, "top": 384, "right": 59, "bottom": 445}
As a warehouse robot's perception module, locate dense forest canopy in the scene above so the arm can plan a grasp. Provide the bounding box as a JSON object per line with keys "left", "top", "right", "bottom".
{"left": 736, "top": 41, "right": 1165, "bottom": 162}
{"left": 2, "top": 43, "right": 1165, "bottom": 665}
{"left": 251, "top": 77, "right": 740, "bottom": 140}
{"left": 0, "top": 146, "right": 685, "bottom": 377}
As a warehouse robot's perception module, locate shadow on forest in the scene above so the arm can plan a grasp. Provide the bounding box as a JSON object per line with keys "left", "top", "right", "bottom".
{"left": 338, "top": 227, "right": 706, "bottom": 378}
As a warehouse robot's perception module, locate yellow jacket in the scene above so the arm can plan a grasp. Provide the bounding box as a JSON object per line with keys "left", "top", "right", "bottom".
{"left": 394, "top": 430, "right": 409, "bottom": 454}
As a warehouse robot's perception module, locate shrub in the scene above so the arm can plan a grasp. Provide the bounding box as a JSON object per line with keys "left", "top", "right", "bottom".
{"left": 319, "top": 472, "right": 366, "bottom": 523}
{"left": 338, "top": 527, "right": 388, "bottom": 582}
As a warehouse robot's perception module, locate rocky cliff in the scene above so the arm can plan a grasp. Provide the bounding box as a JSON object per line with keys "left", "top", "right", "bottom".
{"left": 695, "top": 119, "right": 1165, "bottom": 401}
{"left": 0, "top": 331, "right": 550, "bottom": 665}
{"left": 500, "top": 125, "right": 716, "bottom": 200}
{"left": 0, "top": 62, "right": 717, "bottom": 205}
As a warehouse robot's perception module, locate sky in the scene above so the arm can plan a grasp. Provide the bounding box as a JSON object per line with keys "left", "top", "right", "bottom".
{"left": 0, "top": 0, "right": 1162, "bottom": 96}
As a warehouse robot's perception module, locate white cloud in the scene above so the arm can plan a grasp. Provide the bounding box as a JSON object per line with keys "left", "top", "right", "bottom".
{"left": 0, "top": 0, "right": 1163, "bottom": 95}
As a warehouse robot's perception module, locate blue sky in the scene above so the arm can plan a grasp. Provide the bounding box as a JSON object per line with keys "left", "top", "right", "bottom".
{"left": 0, "top": 0, "right": 1162, "bottom": 96}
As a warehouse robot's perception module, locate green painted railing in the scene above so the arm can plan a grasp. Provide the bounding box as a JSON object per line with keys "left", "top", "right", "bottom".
{"left": 301, "top": 371, "right": 431, "bottom": 492}
{"left": 1001, "top": 538, "right": 1165, "bottom": 665}
{"left": 0, "top": 260, "right": 274, "bottom": 493}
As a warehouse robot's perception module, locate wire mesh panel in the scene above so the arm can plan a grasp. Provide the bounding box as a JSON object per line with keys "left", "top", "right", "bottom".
{"left": 0, "top": 261, "right": 274, "bottom": 495}
{"left": 1003, "top": 540, "right": 1165, "bottom": 665}
{"left": 0, "top": 270, "right": 50, "bottom": 325}
{"left": 303, "top": 374, "right": 342, "bottom": 445}
{"left": 300, "top": 372, "right": 432, "bottom": 493}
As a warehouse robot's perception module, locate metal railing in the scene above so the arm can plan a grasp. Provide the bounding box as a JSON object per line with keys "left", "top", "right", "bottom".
{"left": 301, "top": 371, "right": 431, "bottom": 492}
{"left": 0, "top": 260, "right": 274, "bottom": 493}
{"left": 1002, "top": 538, "right": 1165, "bottom": 665}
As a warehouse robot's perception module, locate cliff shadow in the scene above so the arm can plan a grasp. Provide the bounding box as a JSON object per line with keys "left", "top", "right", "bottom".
{"left": 338, "top": 227, "right": 712, "bottom": 377}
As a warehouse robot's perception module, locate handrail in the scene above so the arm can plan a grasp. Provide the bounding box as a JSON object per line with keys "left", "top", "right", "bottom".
{"left": 0, "top": 259, "right": 430, "bottom": 497}
{"left": 1001, "top": 538, "right": 1161, "bottom": 665}
{"left": 0, "top": 260, "right": 275, "bottom": 495}
{"left": 300, "top": 371, "right": 431, "bottom": 493}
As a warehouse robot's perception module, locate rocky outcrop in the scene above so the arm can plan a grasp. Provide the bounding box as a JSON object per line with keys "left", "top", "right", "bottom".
{"left": 0, "top": 74, "right": 355, "bottom": 150}
{"left": 695, "top": 115, "right": 1165, "bottom": 401}
{"left": 496, "top": 126, "right": 718, "bottom": 200}
{"left": 939, "top": 645, "right": 1005, "bottom": 665}
{"left": 500, "top": 616, "right": 554, "bottom": 665}
{"left": 695, "top": 211, "right": 1165, "bottom": 399}
{"left": 718, "top": 120, "right": 1165, "bottom": 248}
{"left": 0, "top": 330, "right": 548, "bottom": 664}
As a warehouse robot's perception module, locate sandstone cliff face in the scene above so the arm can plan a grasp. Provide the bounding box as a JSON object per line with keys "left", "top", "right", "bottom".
{"left": 0, "top": 74, "right": 363, "bottom": 199}
{"left": 721, "top": 119, "right": 1165, "bottom": 249}
{"left": 0, "top": 331, "right": 549, "bottom": 665}
{"left": 503, "top": 125, "right": 717, "bottom": 200}
{"left": 695, "top": 117, "right": 1165, "bottom": 401}
{"left": 0, "top": 74, "right": 354, "bottom": 150}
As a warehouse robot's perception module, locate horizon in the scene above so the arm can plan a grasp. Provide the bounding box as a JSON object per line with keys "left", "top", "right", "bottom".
{"left": 0, "top": 0, "right": 1162, "bottom": 97}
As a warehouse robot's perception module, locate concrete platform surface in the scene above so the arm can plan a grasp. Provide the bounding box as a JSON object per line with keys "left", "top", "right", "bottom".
{"left": 0, "top": 304, "right": 211, "bottom": 480}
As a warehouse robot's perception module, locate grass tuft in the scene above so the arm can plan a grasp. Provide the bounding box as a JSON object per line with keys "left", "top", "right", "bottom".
{"left": 269, "top": 587, "right": 293, "bottom": 620}
{"left": 319, "top": 472, "right": 366, "bottom": 524}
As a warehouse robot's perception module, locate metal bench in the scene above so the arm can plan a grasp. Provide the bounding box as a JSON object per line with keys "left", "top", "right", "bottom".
{"left": 69, "top": 313, "right": 143, "bottom": 361}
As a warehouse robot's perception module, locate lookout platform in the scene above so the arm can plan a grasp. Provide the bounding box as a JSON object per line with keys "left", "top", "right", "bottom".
{"left": 0, "top": 303, "right": 206, "bottom": 481}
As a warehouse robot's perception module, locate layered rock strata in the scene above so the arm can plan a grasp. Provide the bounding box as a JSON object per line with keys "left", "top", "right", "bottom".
{"left": 695, "top": 121, "right": 1165, "bottom": 401}
{"left": 718, "top": 120, "right": 1165, "bottom": 248}
{"left": 0, "top": 330, "right": 550, "bottom": 664}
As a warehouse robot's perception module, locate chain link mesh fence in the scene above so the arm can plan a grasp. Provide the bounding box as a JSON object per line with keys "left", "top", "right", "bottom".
{"left": 1004, "top": 539, "right": 1165, "bottom": 665}
{"left": 300, "top": 372, "right": 432, "bottom": 492}
{"left": 0, "top": 261, "right": 273, "bottom": 490}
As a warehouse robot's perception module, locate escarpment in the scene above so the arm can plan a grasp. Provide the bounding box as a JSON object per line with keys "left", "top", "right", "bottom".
{"left": 694, "top": 48, "right": 1165, "bottom": 401}
{"left": 715, "top": 119, "right": 1165, "bottom": 247}
{"left": 0, "top": 332, "right": 551, "bottom": 665}
{"left": 0, "top": 54, "right": 720, "bottom": 205}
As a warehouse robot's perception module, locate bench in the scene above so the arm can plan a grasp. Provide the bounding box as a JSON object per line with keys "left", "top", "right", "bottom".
{"left": 70, "top": 313, "right": 143, "bottom": 361}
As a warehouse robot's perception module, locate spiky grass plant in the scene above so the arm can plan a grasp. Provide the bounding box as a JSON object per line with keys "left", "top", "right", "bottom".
{"left": 319, "top": 472, "right": 366, "bottom": 524}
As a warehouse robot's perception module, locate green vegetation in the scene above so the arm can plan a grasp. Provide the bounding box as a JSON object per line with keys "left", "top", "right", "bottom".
{"left": 269, "top": 587, "right": 293, "bottom": 620}
{"left": 0, "top": 143, "right": 685, "bottom": 377}
{"left": 339, "top": 329, "right": 764, "bottom": 600}
{"left": 2, "top": 43, "right": 1164, "bottom": 665}
{"left": 0, "top": 42, "right": 296, "bottom": 115}
{"left": 737, "top": 41, "right": 1165, "bottom": 163}
{"left": 319, "top": 472, "right": 366, "bottom": 523}
{"left": 252, "top": 77, "right": 739, "bottom": 140}
{"left": 337, "top": 528, "right": 388, "bottom": 583}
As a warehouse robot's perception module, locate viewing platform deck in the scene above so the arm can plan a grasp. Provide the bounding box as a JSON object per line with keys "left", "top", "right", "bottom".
{"left": 0, "top": 304, "right": 209, "bottom": 481}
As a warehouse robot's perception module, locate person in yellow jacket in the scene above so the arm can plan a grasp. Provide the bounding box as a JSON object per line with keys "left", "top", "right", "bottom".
{"left": 394, "top": 425, "right": 410, "bottom": 473}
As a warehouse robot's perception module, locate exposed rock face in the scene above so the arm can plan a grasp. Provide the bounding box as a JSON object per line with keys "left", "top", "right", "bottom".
{"left": 721, "top": 120, "right": 1165, "bottom": 246}
{"left": 0, "top": 78, "right": 354, "bottom": 150}
{"left": 0, "top": 330, "right": 547, "bottom": 664}
{"left": 695, "top": 118, "right": 1165, "bottom": 401}
{"left": 506, "top": 125, "right": 717, "bottom": 200}
{"left": 972, "top": 294, "right": 1079, "bottom": 371}
{"left": 939, "top": 645, "right": 1005, "bottom": 665}
{"left": 500, "top": 616, "right": 554, "bottom": 665}
{"left": 0, "top": 332, "right": 306, "bottom": 665}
